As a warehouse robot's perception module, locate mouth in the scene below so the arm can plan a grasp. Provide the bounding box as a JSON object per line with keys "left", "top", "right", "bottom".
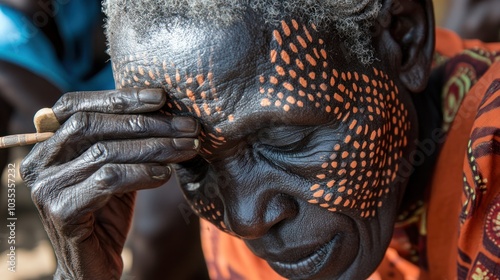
{"left": 266, "top": 235, "right": 339, "bottom": 279}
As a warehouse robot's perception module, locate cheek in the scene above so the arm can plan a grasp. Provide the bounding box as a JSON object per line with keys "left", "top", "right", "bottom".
{"left": 258, "top": 20, "right": 411, "bottom": 218}
{"left": 181, "top": 177, "right": 230, "bottom": 233}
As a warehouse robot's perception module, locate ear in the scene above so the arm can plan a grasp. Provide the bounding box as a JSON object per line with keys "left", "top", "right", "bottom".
{"left": 376, "top": 0, "right": 435, "bottom": 93}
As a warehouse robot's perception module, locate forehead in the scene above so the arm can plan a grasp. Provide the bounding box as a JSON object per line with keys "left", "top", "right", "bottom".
{"left": 111, "top": 16, "right": 379, "bottom": 139}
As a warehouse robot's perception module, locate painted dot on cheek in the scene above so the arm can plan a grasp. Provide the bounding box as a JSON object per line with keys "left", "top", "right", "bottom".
{"left": 334, "top": 197, "right": 343, "bottom": 205}
{"left": 324, "top": 193, "right": 333, "bottom": 201}
{"left": 281, "top": 51, "right": 291, "bottom": 64}
{"left": 260, "top": 98, "right": 271, "bottom": 107}
{"left": 270, "top": 50, "right": 278, "bottom": 63}
{"left": 306, "top": 54, "right": 317, "bottom": 66}
{"left": 313, "top": 190, "right": 325, "bottom": 198}
{"left": 311, "top": 184, "right": 321, "bottom": 191}
{"left": 317, "top": 174, "right": 326, "bottom": 179}
{"left": 299, "top": 77, "right": 308, "bottom": 88}
{"left": 281, "top": 20, "right": 291, "bottom": 36}
{"left": 295, "top": 59, "right": 305, "bottom": 71}
{"left": 276, "top": 65, "right": 286, "bottom": 76}
{"left": 273, "top": 30, "right": 283, "bottom": 45}
{"left": 297, "top": 35, "right": 307, "bottom": 48}
{"left": 303, "top": 26, "right": 313, "bottom": 42}
{"left": 283, "top": 82, "right": 294, "bottom": 91}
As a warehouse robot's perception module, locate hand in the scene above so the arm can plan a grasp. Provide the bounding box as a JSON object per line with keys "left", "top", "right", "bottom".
{"left": 20, "top": 88, "right": 200, "bottom": 280}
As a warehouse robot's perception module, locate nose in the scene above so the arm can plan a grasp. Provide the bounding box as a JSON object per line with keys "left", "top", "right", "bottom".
{"left": 224, "top": 192, "right": 298, "bottom": 239}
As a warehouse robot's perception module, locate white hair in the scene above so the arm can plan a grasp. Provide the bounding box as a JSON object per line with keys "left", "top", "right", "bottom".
{"left": 102, "top": 0, "right": 382, "bottom": 64}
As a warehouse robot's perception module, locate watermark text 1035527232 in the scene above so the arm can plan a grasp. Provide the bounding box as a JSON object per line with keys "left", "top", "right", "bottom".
{"left": 6, "top": 163, "right": 17, "bottom": 273}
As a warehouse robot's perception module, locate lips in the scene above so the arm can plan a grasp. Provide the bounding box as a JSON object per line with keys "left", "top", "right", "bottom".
{"left": 266, "top": 235, "right": 339, "bottom": 279}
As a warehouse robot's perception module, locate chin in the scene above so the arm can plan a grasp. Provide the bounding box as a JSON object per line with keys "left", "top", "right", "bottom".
{"left": 251, "top": 210, "right": 394, "bottom": 280}
{"left": 263, "top": 232, "right": 386, "bottom": 280}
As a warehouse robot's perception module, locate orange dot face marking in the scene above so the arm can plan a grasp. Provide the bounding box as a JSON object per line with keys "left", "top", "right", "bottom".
{"left": 254, "top": 19, "right": 410, "bottom": 218}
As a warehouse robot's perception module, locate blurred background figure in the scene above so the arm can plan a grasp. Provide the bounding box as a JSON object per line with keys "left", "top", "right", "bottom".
{"left": 0, "top": 0, "right": 208, "bottom": 279}
{"left": 442, "top": 0, "right": 500, "bottom": 42}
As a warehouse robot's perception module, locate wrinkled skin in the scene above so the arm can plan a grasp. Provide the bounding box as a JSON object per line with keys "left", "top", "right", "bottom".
{"left": 20, "top": 0, "right": 435, "bottom": 279}
{"left": 21, "top": 88, "right": 201, "bottom": 279}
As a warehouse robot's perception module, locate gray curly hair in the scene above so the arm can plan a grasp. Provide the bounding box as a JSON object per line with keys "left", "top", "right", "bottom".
{"left": 103, "top": 0, "right": 382, "bottom": 64}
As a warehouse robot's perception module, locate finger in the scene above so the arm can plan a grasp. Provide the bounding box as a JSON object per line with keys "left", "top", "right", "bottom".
{"left": 29, "top": 137, "right": 199, "bottom": 187}
{"left": 54, "top": 112, "right": 200, "bottom": 145}
{"left": 52, "top": 88, "right": 167, "bottom": 123}
{"left": 24, "top": 112, "right": 199, "bottom": 168}
{"left": 31, "top": 163, "right": 172, "bottom": 232}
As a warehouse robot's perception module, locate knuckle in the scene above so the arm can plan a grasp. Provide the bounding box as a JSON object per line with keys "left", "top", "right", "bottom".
{"left": 30, "top": 180, "right": 50, "bottom": 209}
{"left": 46, "top": 202, "right": 71, "bottom": 226}
{"left": 52, "top": 93, "right": 73, "bottom": 115}
{"left": 19, "top": 158, "right": 35, "bottom": 185}
{"left": 86, "top": 143, "right": 109, "bottom": 163}
{"left": 20, "top": 150, "right": 49, "bottom": 186}
{"left": 66, "top": 112, "right": 90, "bottom": 135}
{"left": 107, "top": 95, "right": 127, "bottom": 113}
{"left": 128, "top": 114, "right": 148, "bottom": 134}
{"left": 94, "top": 165, "right": 120, "bottom": 192}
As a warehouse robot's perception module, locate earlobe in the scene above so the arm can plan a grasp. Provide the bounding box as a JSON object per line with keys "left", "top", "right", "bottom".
{"left": 387, "top": 0, "right": 435, "bottom": 93}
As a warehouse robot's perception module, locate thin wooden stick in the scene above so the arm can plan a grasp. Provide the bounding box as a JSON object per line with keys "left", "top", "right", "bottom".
{"left": 0, "top": 108, "right": 59, "bottom": 149}
{"left": 0, "top": 132, "right": 54, "bottom": 149}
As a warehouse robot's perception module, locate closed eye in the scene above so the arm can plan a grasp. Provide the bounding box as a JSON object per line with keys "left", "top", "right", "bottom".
{"left": 257, "top": 126, "right": 315, "bottom": 153}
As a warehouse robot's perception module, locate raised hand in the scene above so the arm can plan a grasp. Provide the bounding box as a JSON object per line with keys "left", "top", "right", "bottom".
{"left": 20, "top": 88, "right": 200, "bottom": 280}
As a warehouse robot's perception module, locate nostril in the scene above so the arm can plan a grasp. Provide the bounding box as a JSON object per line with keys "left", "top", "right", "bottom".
{"left": 265, "top": 193, "right": 298, "bottom": 226}
{"left": 225, "top": 193, "right": 298, "bottom": 240}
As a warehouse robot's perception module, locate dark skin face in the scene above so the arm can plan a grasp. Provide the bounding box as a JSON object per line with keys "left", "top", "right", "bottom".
{"left": 111, "top": 1, "right": 432, "bottom": 278}
{"left": 20, "top": 0, "right": 434, "bottom": 279}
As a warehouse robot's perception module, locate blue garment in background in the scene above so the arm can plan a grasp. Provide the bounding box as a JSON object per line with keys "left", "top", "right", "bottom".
{"left": 0, "top": 0, "right": 114, "bottom": 92}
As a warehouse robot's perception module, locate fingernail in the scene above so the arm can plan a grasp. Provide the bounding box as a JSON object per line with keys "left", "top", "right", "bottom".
{"left": 172, "top": 117, "right": 198, "bottom": 133}
{"left": 151, "top": 165, "right": 171, "bottom": 180}
{"left": 173, "top": 138, "right": 199, "bottom": 151}
{"left": 138, "top": 89, "right": 164, "bottom": 104}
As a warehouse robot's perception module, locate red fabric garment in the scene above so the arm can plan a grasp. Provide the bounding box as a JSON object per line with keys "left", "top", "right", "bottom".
{"left": 199, "top": 29, "right": 500, "bottom": 279}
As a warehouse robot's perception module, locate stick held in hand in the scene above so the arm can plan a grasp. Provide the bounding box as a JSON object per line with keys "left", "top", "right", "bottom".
{"left": 0, "top": 108, "right": 60, "bottom": 149}
{"left": 0, "top": 132, "right": 55, "bottom": 149}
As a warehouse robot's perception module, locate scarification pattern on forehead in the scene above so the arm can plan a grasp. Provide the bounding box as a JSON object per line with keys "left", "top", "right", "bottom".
{"left": 259, "top": 20, "right": 410, "bottom": 218}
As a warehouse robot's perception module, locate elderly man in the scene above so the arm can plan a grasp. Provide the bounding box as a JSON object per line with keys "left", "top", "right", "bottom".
{"left": 20, "top": 0, "right": 500, "bottom": 279}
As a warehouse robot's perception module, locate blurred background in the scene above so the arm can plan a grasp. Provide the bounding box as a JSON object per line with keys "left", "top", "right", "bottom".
{"left": 0, "top": 0, "right": 498, "bottom": 279}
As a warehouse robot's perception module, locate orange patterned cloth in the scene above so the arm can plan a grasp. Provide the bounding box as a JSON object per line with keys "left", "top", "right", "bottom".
{"left": 199, "top": 29, "right": 500, "bottom": 279}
